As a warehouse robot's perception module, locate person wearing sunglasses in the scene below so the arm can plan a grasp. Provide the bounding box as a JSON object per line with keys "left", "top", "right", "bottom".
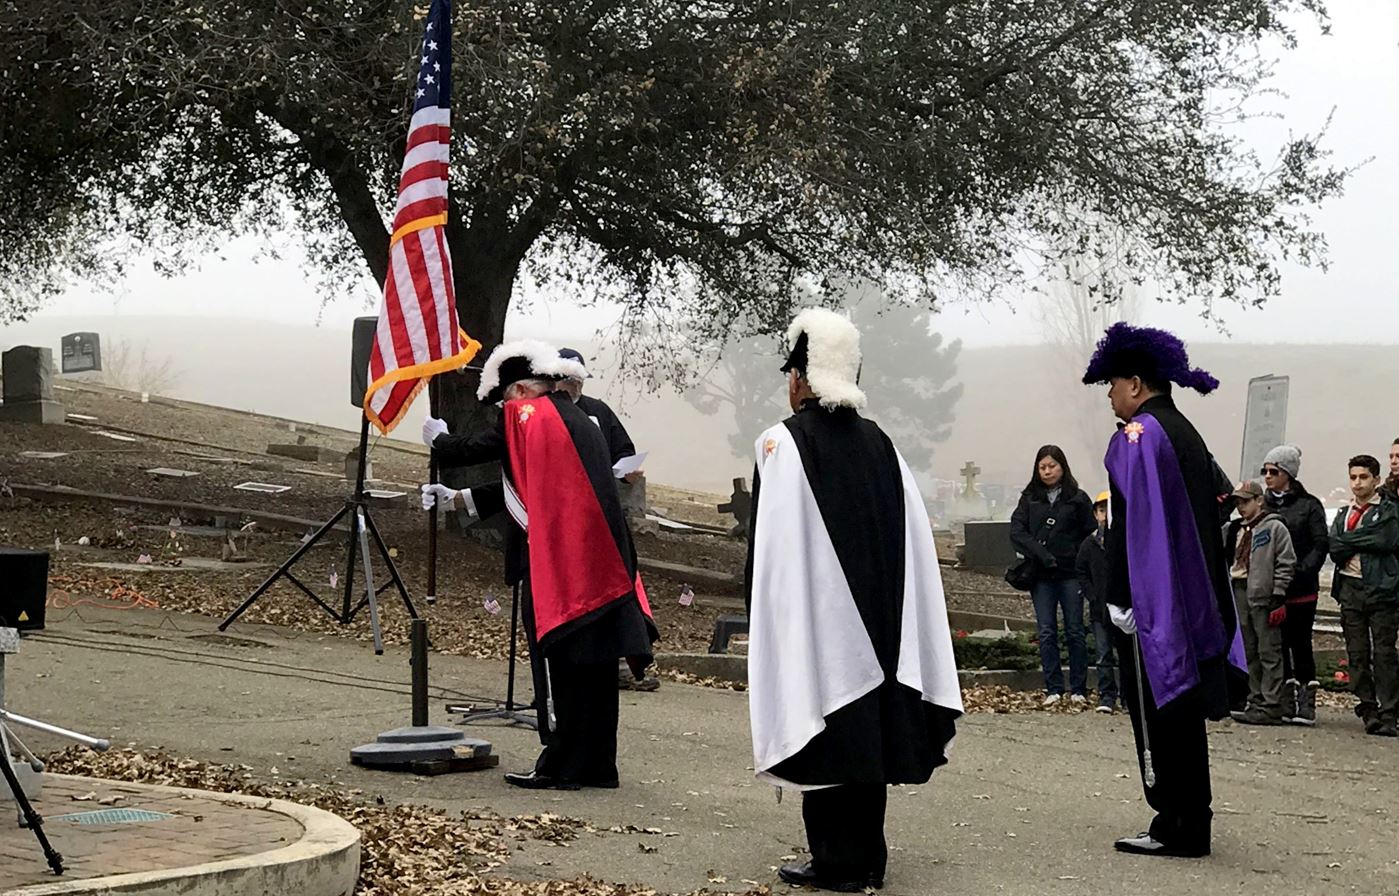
{"left": 1259, "top": 446, "right": 1331, "bottom": 725}
{"left": 1382, "top": 438, "right": 1399, "bottom": 501}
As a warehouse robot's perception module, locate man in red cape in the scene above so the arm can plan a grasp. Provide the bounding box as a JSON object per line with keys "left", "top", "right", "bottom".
{"left": 421, "top": 341, "right": 656, "bottom": 790}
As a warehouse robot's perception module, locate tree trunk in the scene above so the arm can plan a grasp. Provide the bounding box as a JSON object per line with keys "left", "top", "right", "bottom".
{"left": 431, "top": 228, "right": 519, "bottom": 497}
{"left": 438, "top": 232, "right": 516, "bottom": 436}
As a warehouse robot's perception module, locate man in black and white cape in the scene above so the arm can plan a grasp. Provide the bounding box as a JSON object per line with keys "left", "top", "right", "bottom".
{"left": 745, "top": 309, "right": 963, "bottom": 893}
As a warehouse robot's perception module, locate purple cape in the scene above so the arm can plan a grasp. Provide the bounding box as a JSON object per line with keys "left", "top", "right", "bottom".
{"left": 1106, "top": 413, "right": 1246, "bottom": 708}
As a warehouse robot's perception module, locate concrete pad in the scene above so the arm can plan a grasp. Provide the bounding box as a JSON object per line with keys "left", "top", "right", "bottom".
{"left": 144, "top": 468, "right": 199, "bottom": 479}
{"left": 267, "top": 445, "right": 341, "bottom": 463}
{"left": 77, "top": 558, "right": 270, "bottom": 573}
{"left": 293, "top": 469, "right": 343, "bottom": 479}
{"left": 2, "top": 774, "right": 358, "bottom": 896}
{"left": 638, "top": 556, "right": 736, "bottom": 588}
{"left": 233, "top": 482, "right": 292, "bottom": 494}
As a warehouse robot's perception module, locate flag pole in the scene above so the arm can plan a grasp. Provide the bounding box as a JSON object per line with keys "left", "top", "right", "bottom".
{"left": 426, "top": 378, "right": 440, "bottom": 605}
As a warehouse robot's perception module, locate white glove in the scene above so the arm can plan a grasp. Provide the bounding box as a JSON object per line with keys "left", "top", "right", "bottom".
{"left": 422, "top": 416, "right": 449, "bottom": 448}
{"left": 420, "top": 483, "right": 458, "bottom": 511}
{"left": 1109, "top": 605, "right": 1137, "bottom": 635}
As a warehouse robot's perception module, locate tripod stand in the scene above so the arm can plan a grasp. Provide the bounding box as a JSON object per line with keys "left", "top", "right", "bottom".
{"left": 2, "top": 628, "right": 111, "bottom": 876}
{"left": 447, "top": 582, "right": 537, "bottom": 729}
{"left": 219, "top": 414, "right": 417, "bottom": 649}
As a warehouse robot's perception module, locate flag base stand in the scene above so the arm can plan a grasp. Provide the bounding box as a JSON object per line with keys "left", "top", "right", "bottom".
{"left": 351, "top": 620, "right": 496, "bottom": 775}
{"left": 218, "top": 414, "right": 417, "bottom": 649}
{"left": 447, "top": 581, "right": 538, "bottom": 730}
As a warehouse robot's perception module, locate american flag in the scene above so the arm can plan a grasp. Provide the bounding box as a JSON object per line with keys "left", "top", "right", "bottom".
{"left": 364, "top": 0, "right": 479, "bottom": 433}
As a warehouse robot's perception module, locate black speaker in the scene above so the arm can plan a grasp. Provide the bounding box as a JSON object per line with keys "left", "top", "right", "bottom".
{"left": 0, "top": 547, "right": 48, "bottom": 631}
{"left": 350, "top": 316, "right": 378, "bottom": 408}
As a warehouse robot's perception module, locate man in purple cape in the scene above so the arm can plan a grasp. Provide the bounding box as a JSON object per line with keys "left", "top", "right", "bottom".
{"left": 1083, "top": 323, "right": 1246, "bottom": 859}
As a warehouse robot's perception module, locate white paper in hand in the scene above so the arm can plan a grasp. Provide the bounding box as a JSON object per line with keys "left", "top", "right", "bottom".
{"left": 612, "top": 451, "right": 648, "bottom": 479}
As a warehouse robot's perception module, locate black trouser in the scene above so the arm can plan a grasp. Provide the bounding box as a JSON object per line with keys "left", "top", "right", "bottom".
{"left": 1281, "top": 599, "right": 1318, "bottom": 683}
{"left": 531, "top": 656, "right": 620, "bottom": 784}
{"left": 1335, "top": 577, "right": 1399, "bottom": 725}
{"left": 1115, "top": 630, "right": 1212, "bottom": 848}
{"left": 802, "top": 784, "right": 888, "bottom": 881}
{"left": 1225, "top": 585, "right": 1250, "bottom": 712}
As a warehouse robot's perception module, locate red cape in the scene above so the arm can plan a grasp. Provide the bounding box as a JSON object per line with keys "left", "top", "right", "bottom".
{"left": 503, "top": 396, "right": 651, "bottom": 643}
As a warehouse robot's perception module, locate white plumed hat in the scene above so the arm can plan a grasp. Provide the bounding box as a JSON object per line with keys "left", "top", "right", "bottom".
{"left": 779, "top": 308, "right": 866, "bottom": 410}
{"left": 476, "top": 340, "right": 588, "bottom": 403}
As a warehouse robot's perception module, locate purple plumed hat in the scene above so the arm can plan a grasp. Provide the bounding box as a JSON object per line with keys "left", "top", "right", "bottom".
{"left": 1081, "top": 322, "right": 1219, "bottom": 395}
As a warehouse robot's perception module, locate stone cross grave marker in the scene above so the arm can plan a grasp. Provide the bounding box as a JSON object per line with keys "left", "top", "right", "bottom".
{"left": 960, "top": 461, "right": 981, "bottom": 499}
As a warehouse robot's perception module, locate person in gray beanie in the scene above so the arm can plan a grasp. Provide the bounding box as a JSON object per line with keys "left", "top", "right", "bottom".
{"left": 1261, "top": 444, "right": 1330, "bottom": 724}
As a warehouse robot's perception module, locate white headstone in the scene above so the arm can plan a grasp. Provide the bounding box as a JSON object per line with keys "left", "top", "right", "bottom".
{"left": 1239, "top": 375, "right": 1289, "bottom": 481}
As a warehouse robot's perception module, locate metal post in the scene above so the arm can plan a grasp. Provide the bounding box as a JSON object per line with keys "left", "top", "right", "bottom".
{"left": 426, "top": 380, "right": 440, "bottom": 605}
{"left": 504, "top": 581, "right": 521, "bottom": 709}
{"left": 356, "top": 510, "right": 384, "bottom": 655}
{"left": 342, "top": 413, "right": 372, "bottom": 622}
{"left": 411, "top": 619, "right": 429, "bottom": 727}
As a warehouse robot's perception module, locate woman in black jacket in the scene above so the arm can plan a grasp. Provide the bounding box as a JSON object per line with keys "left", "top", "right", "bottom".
{"left": 1261, "top": 445, "right": 1331, "bottom": 725}
{"left": 1010, "top": 445, "right": 1097, "bottom": 704}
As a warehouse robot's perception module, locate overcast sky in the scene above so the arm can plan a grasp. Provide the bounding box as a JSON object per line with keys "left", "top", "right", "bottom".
{"left": 32, "top": 2, "right": 1399, "bottom": 348}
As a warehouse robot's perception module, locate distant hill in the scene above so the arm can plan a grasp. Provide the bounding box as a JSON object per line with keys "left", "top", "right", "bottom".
{"left": 3, "top": 315, "right": 1394, "bottom": 499}
{"left": 937, "top": 342, "right": 1397, "bottom": 507}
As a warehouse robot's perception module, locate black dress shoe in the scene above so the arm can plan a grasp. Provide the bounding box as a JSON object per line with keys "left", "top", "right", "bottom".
{"left": 504, "top": 771, "right": 580, "bottom": 791}
{"left": 778, "top": 861, "right": 882, "bottom": 892}
{"left": 1113, "top": 832, "right": 1210, "bottom": 858}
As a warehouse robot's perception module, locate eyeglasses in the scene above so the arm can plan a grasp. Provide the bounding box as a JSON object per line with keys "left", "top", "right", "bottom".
{"left": 1260, "top": 467, "right": 1283, "bottom": 477}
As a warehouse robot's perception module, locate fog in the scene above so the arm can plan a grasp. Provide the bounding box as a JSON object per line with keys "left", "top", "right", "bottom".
{"left": 4, "top": 315, "right": 1395, "bottom": 520}
{"left": 3, "top": 3, "right": 1397, "bottom": 514}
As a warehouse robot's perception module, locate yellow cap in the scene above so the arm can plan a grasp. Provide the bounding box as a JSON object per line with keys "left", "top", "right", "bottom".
{"left": 1095, "top": 491, "right": 1111, "bottom": 505}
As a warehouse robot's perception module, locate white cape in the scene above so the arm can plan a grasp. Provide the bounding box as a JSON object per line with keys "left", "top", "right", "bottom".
{"left": 747, "top": 422, "right": 963, "bottom": 789}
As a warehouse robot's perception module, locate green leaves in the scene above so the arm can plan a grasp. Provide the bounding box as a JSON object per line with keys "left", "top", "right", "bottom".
{"left": 0, "top": 0, "right": 1348, "bottom": 354}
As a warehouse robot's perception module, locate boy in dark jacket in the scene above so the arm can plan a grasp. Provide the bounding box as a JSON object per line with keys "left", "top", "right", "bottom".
{"left": 1076, "top": 492, "right": 1117, "bottom": 712}
{"left": 1330, "top": 455, "right": 1399, "bottom": 737}
{"left": 1223, "top": 480, "right": 1296, "bottom": 725}
{"left": 1260, "top": 444, "right": 1331, "bottom": 724}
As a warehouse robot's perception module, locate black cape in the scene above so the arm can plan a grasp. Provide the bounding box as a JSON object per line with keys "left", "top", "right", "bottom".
{"left": 745, "top": 402, "right": 961, "bottom": 788}
{"left": 575, "top": 393, "right": 636, "bottom": 465}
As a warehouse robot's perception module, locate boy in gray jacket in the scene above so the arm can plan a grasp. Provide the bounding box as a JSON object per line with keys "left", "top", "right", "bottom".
{"left": 1224, "top": 480, "right": 1297, "bottom": 725}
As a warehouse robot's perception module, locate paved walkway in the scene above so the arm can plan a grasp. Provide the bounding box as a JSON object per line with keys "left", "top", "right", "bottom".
{"left": 1, "top": 774, "right": 353, "bottom": 894}
{"left": 10, "top": 605, "right": 1399, "bottom": 895}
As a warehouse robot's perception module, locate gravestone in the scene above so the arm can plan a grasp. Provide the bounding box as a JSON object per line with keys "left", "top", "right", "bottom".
{"left": 952, "top": 459, "right": 990, "bottom": 521}
{"left": 59, "top": 332, "right": 102, "bottom": 373}
{"left": 345, "top": 449, "right": 373, "bottom": 483}
{"left": 618, "top": 475, "right": 656, "bottom": 535}
{"left": 709, "top": 614, "right": 749, "bottom": 654}
{"left": 960, "top": 461, "right": 981, "bottom": 498}
{"left": 1239, "top": 374, "right": 1289, "bottom": 482}
{"left": 0, "top": 346, "right": 65, "bottom": 423}
{"left": 962, "top": 520, "right": 1016, "bottom": 571}
{"left": 717, "top": 478, "right": 752, "bottom": 537}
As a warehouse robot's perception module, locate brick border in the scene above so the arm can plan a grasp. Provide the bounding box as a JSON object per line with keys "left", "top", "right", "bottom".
{"left": 12, "top": 775, "right": 359, "bottom": 896}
